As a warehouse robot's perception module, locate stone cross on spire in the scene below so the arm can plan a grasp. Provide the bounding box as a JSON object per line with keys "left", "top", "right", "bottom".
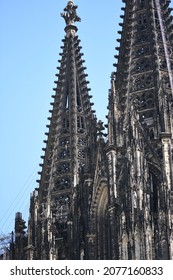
{"left": 61, "top": 1, "right": 81, "bottom": 26}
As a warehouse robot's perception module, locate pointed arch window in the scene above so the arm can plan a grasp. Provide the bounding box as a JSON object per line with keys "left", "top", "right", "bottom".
{"left": 122, "top": 233, "right": 128, "bottom": 260}
{"left": 132, "top": 58, "right": 152, "bottom": 73}
{"left": 135, "top": 230, "right": 141, "bottom": 259}
{"left": 65, "top": 95, "right": 69, "bottom": 111}
{"left": 54, "top": 176, "right": 71, "bottom": 191}
{"left": 56, "top": 162, "right": 70, "bottom": 174}
{"left": 58, "top": 147, "right": 70, "bottom": 159}
{"left": 65, "top": 82, "right": 69, "bottom": 111}
{"left": 78, "top": 137, "right": 86, "bottom": 146}
{"left": 63, "top": 117, "right": 69, "bottom": 129}
{"left": 132, "top": 74, "right": 153, "bottom": 91}
{"left": 137, "top": 13, "right": 147, "bottom": 31}
{"left": 138, "top": 91, "right": 155, "bottom": 110}
{"left": 60, "top": 137, "right": 70, "bottom": 146}
{"left": 161, "top": 238, "right": 169, "bottom": 259}
{"left": 77, "top": 88, "right": 81, "bottom": 107}
{"left": 52, "top": 195, "right": 70, "bottom": 224}
{"left": 77, "top": 116, "right": 85, "bottom": 129}
{"left": 76, "top": 79, "right": 82, "bottom": 112}
{"left": 146, "top": 227, "right": 152, "bottom": 259}
{"left": 134, "top": 46, "right": 150, "bottom": 58}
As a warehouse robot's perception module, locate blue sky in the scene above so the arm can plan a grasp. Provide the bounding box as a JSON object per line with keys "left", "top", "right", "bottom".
{"left": 0, "top": 0, "right": 172, "bottom": 238}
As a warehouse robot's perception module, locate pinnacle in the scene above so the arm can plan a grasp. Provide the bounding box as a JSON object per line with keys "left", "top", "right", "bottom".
{"left": 61, "top": 0, "right": 81, "bottom": 32}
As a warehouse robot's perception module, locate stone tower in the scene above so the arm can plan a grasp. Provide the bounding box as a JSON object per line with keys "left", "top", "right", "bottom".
{"left": 107, "top": 0, "right": 173, "bottom": 259}
{"left": 26, "top": 0, "right": 97, "bottom": 260}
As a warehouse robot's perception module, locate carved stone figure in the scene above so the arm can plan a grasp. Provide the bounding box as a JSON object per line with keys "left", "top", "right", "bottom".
{"left": 61, "top": 1, "right": 81, "bottom": 26}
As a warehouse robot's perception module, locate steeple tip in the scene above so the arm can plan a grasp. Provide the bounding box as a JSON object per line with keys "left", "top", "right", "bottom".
{"left": 61, "top": 0, "right": 81, "bottom": 33}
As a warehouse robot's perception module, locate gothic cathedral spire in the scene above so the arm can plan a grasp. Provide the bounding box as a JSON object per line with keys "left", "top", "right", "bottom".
{"left": 27, "top": 0, "right": 97, "bottom": 260}
{"left": 107, "top": 0, "right": 173, "bottom": 259}
{"left": 11, "top": 0, "right": 173, "bottom": 261}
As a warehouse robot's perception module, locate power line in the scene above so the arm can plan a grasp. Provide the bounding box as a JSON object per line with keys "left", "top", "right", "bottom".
{"left": 0, "top": 166, "right": 38, "bottom": 233}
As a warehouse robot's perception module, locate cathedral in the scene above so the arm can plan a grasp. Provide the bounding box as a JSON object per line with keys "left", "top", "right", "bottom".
{"left": 11, "top": 0, "right": 173, "bottom": 260}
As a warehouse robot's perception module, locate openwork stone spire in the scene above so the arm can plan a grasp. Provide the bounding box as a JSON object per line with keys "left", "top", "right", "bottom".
{"left": 61, "top": 1, "right": 81, "bottom": 27}
{"left": 26, "top": 0, "right": 97, "bottom": 261}
{"left": 106, "top": 0, "right": 173, "bottom": 260}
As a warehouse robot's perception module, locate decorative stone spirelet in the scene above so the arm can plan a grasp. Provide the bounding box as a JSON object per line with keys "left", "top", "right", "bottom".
{"left": 61, "top": 1, "right": 81, "bottom": 26}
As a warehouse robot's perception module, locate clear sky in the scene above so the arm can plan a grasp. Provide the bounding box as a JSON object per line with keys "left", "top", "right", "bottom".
{"left": 0, "top": 0, "right": 172, "bottom": 239}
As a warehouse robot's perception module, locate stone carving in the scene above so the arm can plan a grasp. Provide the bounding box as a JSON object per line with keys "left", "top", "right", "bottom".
{"left": 61, "top": 1, "right": 81, "bottom": 26}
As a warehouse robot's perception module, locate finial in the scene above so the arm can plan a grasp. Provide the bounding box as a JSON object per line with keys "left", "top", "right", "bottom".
{"left": 97, "top": 120, "right": 106, "bottom": 139}
{"left": 61, "top": 1, "right": 81, "bottom": 26}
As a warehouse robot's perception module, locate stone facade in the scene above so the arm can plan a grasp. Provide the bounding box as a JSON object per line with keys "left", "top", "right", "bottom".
{"left": 12, "top": 0, "right": 173, "bottom": 260}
